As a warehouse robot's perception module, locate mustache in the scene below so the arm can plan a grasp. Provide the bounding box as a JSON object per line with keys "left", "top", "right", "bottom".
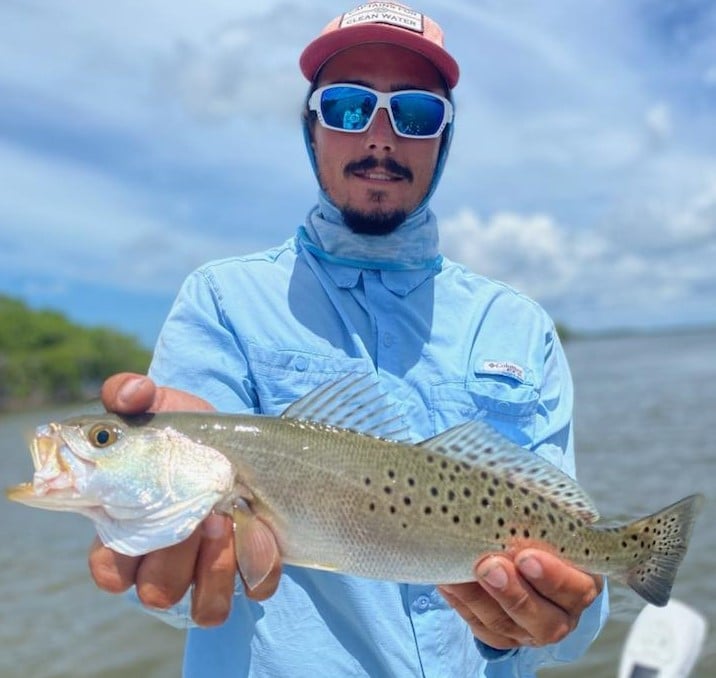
{"left": 344, "top": 156, "right": 413, "bottom": 182}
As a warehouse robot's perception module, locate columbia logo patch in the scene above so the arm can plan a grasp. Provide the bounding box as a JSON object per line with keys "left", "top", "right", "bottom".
{"left": 340, "top": 3, "right": 424, "bottom": 33}
{"left": 482, "top": 360, "right": 525, "bottom": 381}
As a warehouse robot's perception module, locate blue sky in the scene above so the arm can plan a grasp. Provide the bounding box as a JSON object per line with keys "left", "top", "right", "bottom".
{"left": 2, "top": 1, "right": 715, "bottom": 347}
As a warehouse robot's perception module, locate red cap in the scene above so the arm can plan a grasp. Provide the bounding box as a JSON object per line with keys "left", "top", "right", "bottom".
{"left": 300, "top": 2, "right": 459, "bottom": 89}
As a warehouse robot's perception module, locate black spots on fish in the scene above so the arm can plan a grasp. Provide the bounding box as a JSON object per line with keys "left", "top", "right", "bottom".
{"left": 568, "top": 522, "right": 576, "bottom": 532}
{"left": 426, "top": 455, "right": 435, "bottom": 464}
{"left": 506, "top": 481, "right": 515, "bottom": 490}
{"left": 504, "top": 497, "right": 513, "bottom": 508}
{"left": 463, "top": 487, "right": 472, "bottom": 499}
{"left": 389, "top": 506, "right": 396, "bottom": 514}
{"left": 487, "top": 487, "right": 496, "bottom": 498}
{"left": 430, "top": 487, "right": 439, "bottom": 498}
{"left": 441, "top": 505, "right": 449, "bottom": 514}
{"left": 584, "top": 548, "right": 591, "bottom": 557}
{"left": 364, "top": 477, "right": 372, "bottom": 486}
{"left": 474, "top": 515, "right": 482, "bottom": 525}
{"left": 510, "top": 527, "right": 517, "bottom": 536}
{"left": 452, "top": 515, "right": 461, "bottom": 524}
{"left": 402, "top": 522, "right": 408, "bottom": 529}
{"left": 387, "top": 469, "right": 396, "bottom": 479}
{"left": 424, "top": 506, "right": 432, "bottom": 515}
{"left": 447, "top": 489, "right": 457, "bottom": 502}
{"left": 384, "top": 486, "right": 393, "bottom": 495}
{"left": 520, "top": 487, "right": 530, "bottom": 496}
{"left": 547, "top": 513, "right": 557, "bottom": 525}
{"left": 369, "top": 502, "right": 376, "bottom": 512}
{"left": 481, "top": 497, "right": 490, "bottom": 508}
{"left": 523, "top": 506, "right": 531, "bottom": 517}
{"left": 497, "top": 517, "right": 505, "bottom": 527}
{"left": 621, "top": 540, "right": 629, "bottom": 549}
{"left": 407, "top": 477, "right": 416, "bottom": 487}
{"left": 523, "top": 529, "right": 530, "bottom": 539}
{"left": 539, "top": 529, "right": 548, "bottom": 539}
{"left": 480, "top": 471, "right": 489, "bottom": 481}
{"left": 403, "top": 496, "right": 412, "bottom": 506}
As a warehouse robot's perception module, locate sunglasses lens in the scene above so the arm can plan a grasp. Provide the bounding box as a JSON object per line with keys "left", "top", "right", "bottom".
{"left": 319, "top": 86, "right": 378, "bottom": 131}
{"left": 390, "top": 92, "right": 446, "bottom": 137}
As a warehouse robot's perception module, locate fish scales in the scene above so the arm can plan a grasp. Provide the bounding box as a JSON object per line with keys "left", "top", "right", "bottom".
{"left": 6, "top": 375, "right": 704, "bottom": 607}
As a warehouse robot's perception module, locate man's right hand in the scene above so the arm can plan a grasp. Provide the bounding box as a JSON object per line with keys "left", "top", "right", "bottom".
{"left": 88, "top": 373, "right": 282, "bottom": 626}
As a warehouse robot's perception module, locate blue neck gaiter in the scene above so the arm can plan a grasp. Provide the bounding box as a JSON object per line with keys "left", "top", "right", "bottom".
{"left": 299, "top": 191, "right": 442, "bottom": 271}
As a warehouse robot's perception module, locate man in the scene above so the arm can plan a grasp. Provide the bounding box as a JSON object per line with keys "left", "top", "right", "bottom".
{"left": 91, "top": 3, "right": 608, "bottom": 676}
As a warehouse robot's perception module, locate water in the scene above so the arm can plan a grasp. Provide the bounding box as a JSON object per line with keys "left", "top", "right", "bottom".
{"left": 0, "top": 330, "right": 713, "bottom": 677}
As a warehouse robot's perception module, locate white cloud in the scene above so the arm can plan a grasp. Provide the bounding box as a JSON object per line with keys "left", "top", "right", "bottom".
{"left": 645, "top": 103, "right": 673, "bottom": 148}
{"left": 0, "top": 140, "right": 264, "bottom": 294}
{"left": 440, "top": 207, "right": 577, "bottom": 299}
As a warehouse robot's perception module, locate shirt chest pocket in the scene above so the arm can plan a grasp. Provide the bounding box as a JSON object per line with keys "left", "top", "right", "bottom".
{"left": 429, "top": 375, "right": 539, "bottom": 447}
{"left": 246, "top": 343, "right": 374, "bottom": 416}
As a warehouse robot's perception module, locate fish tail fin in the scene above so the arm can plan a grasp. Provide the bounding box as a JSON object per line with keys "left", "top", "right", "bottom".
{"left": 621, "top": 494, "right": 703, "bottom": 607}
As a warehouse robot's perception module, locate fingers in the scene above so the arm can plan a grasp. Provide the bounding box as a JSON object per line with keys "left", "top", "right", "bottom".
{"left": 88, "top": 537, "right": 140, "bottom": 594}
{"left": 191, "top": 514, "right": 237, "bottom": 627}
{"left": 440, "top": 550, "right": 602, "bottom": 649}
{"left": 134, "top": 530, "right": 202, "bottom": 610}
{"left": 515, "top": 549, "right": 602, "bottom": 616}
{"left": 234, "top": 509, "right": 282, "bottom": 601}
{"left": 474, "top": 555, "right": 573, "bottom": 646}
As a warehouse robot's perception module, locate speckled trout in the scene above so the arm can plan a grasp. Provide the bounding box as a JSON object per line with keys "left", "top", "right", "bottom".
{"left": 6, "top": 375, "right": 702, "bottom": 606}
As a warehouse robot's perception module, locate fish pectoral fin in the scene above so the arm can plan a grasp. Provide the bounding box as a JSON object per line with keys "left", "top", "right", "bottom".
{"left": 418, "top": 420, "right": 600, "bottom": 523}
{"left": 233, "top": 507, "right": 282, "bottom": 591}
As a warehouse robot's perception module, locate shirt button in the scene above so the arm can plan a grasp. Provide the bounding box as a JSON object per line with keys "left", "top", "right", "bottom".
{"left": 294, "top": 356, "right": 308, "bottom": 372}
{"left": 382, "top": 332, "right": 394, "bottom": 348}
{"left": 414, "top": 595, "right": 430, "bottom": 612}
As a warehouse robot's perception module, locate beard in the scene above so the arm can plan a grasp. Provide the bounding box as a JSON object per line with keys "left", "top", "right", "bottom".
{"left": 341, "top": 205, "right": 408, "bottom": 235}
{"left": 339, "top": 156, "right": 413, "bottom": 235}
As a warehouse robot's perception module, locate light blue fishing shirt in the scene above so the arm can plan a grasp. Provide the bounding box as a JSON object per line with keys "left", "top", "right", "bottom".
{"left": 145, "top": 195, "right": 608, "bottom": 677}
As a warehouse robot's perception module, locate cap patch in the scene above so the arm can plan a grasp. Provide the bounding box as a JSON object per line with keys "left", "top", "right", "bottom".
{"left": 340, "top": 3, "right": 424, "bottom": 34}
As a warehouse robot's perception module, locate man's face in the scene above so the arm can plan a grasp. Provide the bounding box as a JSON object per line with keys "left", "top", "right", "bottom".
{"left": 311, "top": 44, "right": 446, "bottom": 234}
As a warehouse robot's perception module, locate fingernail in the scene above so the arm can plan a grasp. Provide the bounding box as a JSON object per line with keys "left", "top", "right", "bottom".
{"left": 117, "top": 376, "right": 147, "bottom": 408}
{"left": 478, "top": 562, "right": 508, "bottom": 590}
{"left": 517, "top": 556, "right": 543, "bottom": 580}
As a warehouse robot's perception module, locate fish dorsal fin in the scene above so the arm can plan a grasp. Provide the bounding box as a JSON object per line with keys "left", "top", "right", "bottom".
{"left": 419, "top": 420, "right": 600, "bottom": 522}
{"left": 281, "top": 373, "right": 411, "bottom": 443}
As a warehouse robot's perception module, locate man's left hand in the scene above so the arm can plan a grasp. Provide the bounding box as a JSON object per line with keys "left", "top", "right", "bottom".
{"left": 438, "top": 549, "right": 603, "bottom": 649}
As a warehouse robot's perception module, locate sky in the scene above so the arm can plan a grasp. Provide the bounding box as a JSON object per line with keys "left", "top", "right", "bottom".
{"left": 2, "top": 0, "right": 715, "bottom": 347}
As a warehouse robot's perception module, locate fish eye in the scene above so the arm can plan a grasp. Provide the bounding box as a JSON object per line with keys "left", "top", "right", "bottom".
{"left": 88, "top": 424, "right": 119, "bottom": 448}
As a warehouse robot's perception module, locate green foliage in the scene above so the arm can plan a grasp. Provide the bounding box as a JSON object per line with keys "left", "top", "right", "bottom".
{"left": 0, "top": 295, "right": 151, "bottom": 409}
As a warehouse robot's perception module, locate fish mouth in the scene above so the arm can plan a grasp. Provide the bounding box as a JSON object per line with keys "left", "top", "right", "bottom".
{"left": 6, "top": 424, "right": 98, "bottom": 509}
